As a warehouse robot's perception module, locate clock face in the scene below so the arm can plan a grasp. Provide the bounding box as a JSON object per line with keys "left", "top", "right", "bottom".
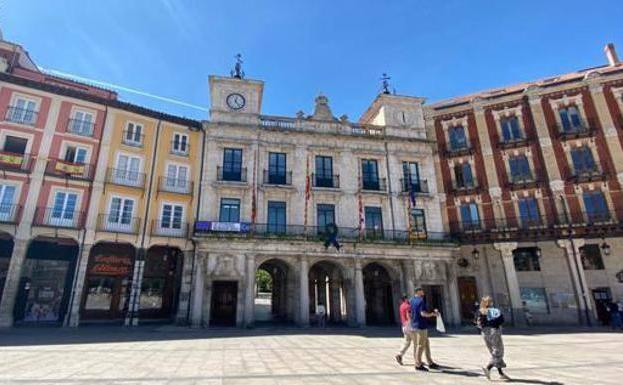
{"left": 226, "top": 93, "right": 246, "bottom": 110}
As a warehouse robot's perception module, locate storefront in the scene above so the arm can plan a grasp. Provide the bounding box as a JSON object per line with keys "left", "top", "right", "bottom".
{"left": 140, "top": 246, "right": 183, "bottom": 321}
{"left": 0, "top": 234, "right": 14, "bottom": 302}
{"left": 80, "top": 243, "right": 135, "bottom": 322}
{"left": 13, "top": 238, "right": 78, "bottom": 325}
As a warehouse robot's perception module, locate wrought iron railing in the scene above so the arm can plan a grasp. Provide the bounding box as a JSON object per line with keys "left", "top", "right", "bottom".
{"left": 0, "top": 151, "right": 34, "bottom": 173}
{"left": 400, "top": 178, "right": 429, "bottom": 193}
{"left": 361, "top": 177, "right": 387, "bottom": 191}
{"left": 5, "top": 106, "right": 38, "bottom": 125}
{"left": 97, "top": 214, "right": 141, "bottom": 234}
{"left": 217, "top": 166, "right": 247, "bottom": 183}
{"left": 151, "top": 220, "right": 189, "bottom": 238}
{"left": 67, "top": 118, "right": 95, "bottom": 137}
{"left": 263, "top": 170, "right": 292, "bottom": 186}
{"left": 45, "top": 159, "right": 94, "bottom": 180}
{"left": 312, "top": 173, "right": 340, "bottom": 188}
{"left": 33, "top": 207, "right": 85, "bottom": 229}
{"left": 0, "top": 204, "right": 21, "bottom": 223}
{"left": 158, "top": 176, "right": 193, "bottom": 194}
{"left": 106, "top": 167, "right": 146, "bottom": 188}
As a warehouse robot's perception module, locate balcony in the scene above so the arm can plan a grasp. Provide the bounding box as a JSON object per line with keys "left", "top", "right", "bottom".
{"left": 67, "top": 118, "right": 94, "bottom": 137}
{"left": 507, "top": 173, "right": 539, "bottom": 190}
{"left": 194, "top": 222, "right": 454, "bottom": 245}
{"left": 217, "top": 166, "right": 247, "bottom": 183}
{"left": 97, "top": 214, "right": 141, "bottom": 234}
{"left": 45, "top": 159, "right": 94, "bottom": 180}
{"left": 556, "top": 120, "right": 595, "bottom": 140}
{"left": 0, "top": 151, "right": 34, "bottom": 173}
{"left": 568, "top": 168, "right": 606, "bottom": 183}
{"left": 121, "top": 130, "right": 144, "bottom": 147}
{"left": 0, "top": 204, "right": 21, "bottom": 223}
{"left": 361, "top": 177, "right": 387, "bottom": 192}
{"left": 32, "top": 207, "right": 85, "bottom": 229}
{"left": 107, "top": 168, "right": 146, "bottom": 188}
{"left": 151, "top": 220, "right": 189, "bottom": 238}
{"left": 262, "top": 170, "right": 292, "bottom": 186}
{"left": 312, "top": 174, "right": 340, "bottom": 189}
{"left": 170, "top": 141, "right": 189, "bottom": 157}
{"left": 451, "top": 181, "right": 480, "bottom": 195}
{"left": 158, "top": 176, "right": 193, "bottom": 194}
{"left": 5, "top": 106, "right": 38, "bottom": 126}
{"left": 443, "top": 142, "right": 473, "bottom": 158}
{"left": 400, "top": 178, "right": 429, "bottom": 194}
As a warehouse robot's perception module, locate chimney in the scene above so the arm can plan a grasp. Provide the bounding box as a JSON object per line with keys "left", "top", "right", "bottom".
{"left": 604, "top": 43, "right": 620, "bottom": 66}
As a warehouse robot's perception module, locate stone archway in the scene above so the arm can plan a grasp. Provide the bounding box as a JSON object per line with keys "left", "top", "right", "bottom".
{"left": 255, "top": 258, "right": 296, "bottom": 324}
{"left": 309, "top": 260, "right": 348, "bottom": 325}
{"left": 363, "top": 262, "right": 395, "bottom": 325}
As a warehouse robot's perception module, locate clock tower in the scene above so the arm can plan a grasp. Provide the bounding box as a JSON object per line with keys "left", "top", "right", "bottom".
{"left": 208, "top": 75, "right": 264, "bottom": 125}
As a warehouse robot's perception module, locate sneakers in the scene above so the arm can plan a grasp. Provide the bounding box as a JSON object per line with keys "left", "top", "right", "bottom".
{"left": 395, "top": 355, "right": 403, "bottom": 366}
{"left": 415, "top": 365, "right": 429, "bottom": 372}
{"left": 482, "top": 367, "right": 491, "bottom": 380}
{"left": 428, "top": 363, "right": 440, "bottom": 370}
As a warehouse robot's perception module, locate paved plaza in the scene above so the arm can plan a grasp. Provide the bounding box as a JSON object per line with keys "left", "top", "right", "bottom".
{"left": 0, "top": 326, "right": 622, "bottom": 385}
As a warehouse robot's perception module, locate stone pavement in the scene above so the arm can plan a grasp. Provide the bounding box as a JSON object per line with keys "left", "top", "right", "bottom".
{"left": 0, "top": 326, "right": 622, "bottom": 385}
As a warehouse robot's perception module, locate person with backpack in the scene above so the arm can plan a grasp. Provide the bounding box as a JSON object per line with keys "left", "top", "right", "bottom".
{"left": 476, "top": 296, "right": 510, "bottom": 382}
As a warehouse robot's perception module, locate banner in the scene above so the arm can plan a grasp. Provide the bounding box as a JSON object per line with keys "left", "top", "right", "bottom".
{"left": 55, "top": 160, "right": 85, "bottom": 175}
{"left": 195, "top": 221, "right": 250, "bottom": 233}
{"left": 0, "top": 152, "right": 24, "bottom": 166}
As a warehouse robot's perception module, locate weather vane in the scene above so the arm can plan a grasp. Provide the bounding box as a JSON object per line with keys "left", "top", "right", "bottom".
{"left": 231, "top": 53, "right": 245, "bottom": 79}
{"left": 380, "top": 73, "right": 393, "bottom": 94}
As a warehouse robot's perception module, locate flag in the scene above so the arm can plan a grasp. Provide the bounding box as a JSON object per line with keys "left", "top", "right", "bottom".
{"left": 304, "top": 154, "right": 311, "bottom": 228}
{"left": 251, "top": 148, "right": 257, "bottom": 224}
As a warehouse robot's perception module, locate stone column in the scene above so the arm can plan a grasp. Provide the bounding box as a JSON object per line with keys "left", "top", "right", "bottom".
{"left": 472, "top": 99, "right": 500, "bottom": 188}
{"left": 493, "top": 242, "right": 526, "bottom": 326}
{"left": 354, "top": 260, "right": 365, "bottom": 326}
{"left": 557, "top": 238, "right": 593, "bottom": 325}
{"left": 190, "top": 253, "right": 205, "bottom": 328}
{"left": 446, "top": 261, "right": 462, "bottom": 327}
{"left": 244, "top": 254, "right": 256, "bottom": 327}
{"left": 67, "top": 243, "right": 94, "bottom": 327}
{"left": 299, "top": 257, "right": 309, "bottom": 327}
{"left": 525, "top": 88, "right": 563, "bottom": 182}
{"left": 0, "top": 238, "right": 28, "bottom": 327}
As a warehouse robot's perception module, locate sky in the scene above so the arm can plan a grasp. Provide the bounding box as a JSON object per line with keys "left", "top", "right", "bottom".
{"left": 1, "top": 0, "right": 622, "bottom": 121}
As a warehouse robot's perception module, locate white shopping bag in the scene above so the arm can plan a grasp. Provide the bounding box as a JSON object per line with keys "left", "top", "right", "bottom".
{"left": 436, "top": 314, "right": 446, "bottom": 333}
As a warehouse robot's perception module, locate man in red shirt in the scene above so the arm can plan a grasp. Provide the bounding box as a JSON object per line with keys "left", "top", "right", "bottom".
{"left": 395, "top": 295, "right": 412, "bottom": 365}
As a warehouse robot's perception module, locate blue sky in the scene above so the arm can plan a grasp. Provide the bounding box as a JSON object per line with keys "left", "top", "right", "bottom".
{"left": 2, "top": 0, "right": 622, "bottom": 121}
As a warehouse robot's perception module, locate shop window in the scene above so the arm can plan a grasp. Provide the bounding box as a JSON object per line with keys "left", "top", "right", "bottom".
{"left": 520, "top": 287, "right": 550, "bottom": 314}
{"left": 513, "top": 247, "right": 541, "bottom": 271}
{"left": 580, "top": 244, "right": 605, "bottom": 270}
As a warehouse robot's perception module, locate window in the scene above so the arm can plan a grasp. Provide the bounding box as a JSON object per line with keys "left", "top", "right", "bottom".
{"left": 2, "top": 136, "right": 28, "bottom": 155}
{"left": 8, "top": 97, "right": 37, "bottom": 125}
{"left": 520, "top": 287, "right": 549, "bottom": 314}
{"left": 518, "top": 197, "right": 540, "bottom": 226}
{"left": 0, "top": 184, "right": 16, "bottom": 221}
{"left": 448, "top": 126, "right": 468, "bottom": 150}
{"left": 268, "top": 152, "right": 287, "bottom": 184}
{"left": 50, "top": 191, "right": 78, "bottom": 226}
{"left": 69, "top": 110, "right": 94, "bottom": 136}
{"left": 267, "top": 201, "right": 286, "bottom": 234}
{"left": 108, "top": 197, "right": 134, "bottom": 228}
{"left": 115, "top": 155, "right": 141, "bottom": 185}
{"left": 582, "top": 191, "right": 609, "bottom": 222}
{"left": 361, "top": 159, "right": 380, "bottom": 190}
{"left": 513, "top": 247, "right": 541, "bottom": 271}
{"left": 508, "top": 155, "right": 532, "bottom": 181}
{"left": 402, "top": 162, "right": 420, "bottom": 191}
{"left": 166, "top": 164, "right": 189, "bottom": 191}
{"left": 317, "top": 204, "right": 335, "bottom": 232}
{"left": 411, "top": 208, "right": 427, "bottom": 233}
{"left": 219, "top": 198, "right": 240, "bottom": 223}
{"left": 500, "top": 116, "right": 523, "bottom": 142}
{"left": 222, "top": 148, "right": 243, "bottom": 181}
{"left": 315, "top": 156, "right": 334, "bottom": 187}
{"left": 172, "top": 133, "right": 189, "bottom": 155}
{"left": 580, "top": 244, "right": 605, "bottom": 270}
{"left": 460, "top": 203, "right": 480, "bottom": 229}
{"left": 570, "top": 146, "right": 597, "bottom": 174}
{"left": 123, "top": 122, "right": 143, "bottom": 145}
{"left": 63, "top": 145, "right": 88, "bottom": 164}
{"left": 160, "top": 204, "right": 184, "bottom": 230}
{"left": 454, "top": 163, "right": 474, "bottom": 188}
{"left": 364, "top": 206, "right": 383, "bottom": 237}
{"left": 559, "top": 106, "right": 583, "bottom": 131}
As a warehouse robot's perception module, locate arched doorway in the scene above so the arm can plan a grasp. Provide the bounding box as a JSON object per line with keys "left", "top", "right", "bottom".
{"left": 0, "top": 233, "right": 14, "bottom": 302}
{"left": 140, "top": 246, "right": 183, "bottom": 321}
{"left": 363, "top": 262, "right": 395, "bottom": 325}
{"left": 14, "top": 237, "right": 78, "bottom": 325}
{"left": 309, "top": 261, "right": 347, "bottom": 325}
{"left": 255, "top": 259, "right": 294, "bottom": 324}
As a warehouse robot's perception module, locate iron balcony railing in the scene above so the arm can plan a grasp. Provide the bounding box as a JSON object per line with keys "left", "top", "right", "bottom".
{"left": 170, "top": 140, "right": 190, "bottom": 156}
{"left": 312, "top": 173, "right": 340, "bottom": 189}
{"left": 5, "top": 106, "right": 38, "bottom": 126}
{"left": 498, "top": 134, "right": 531, "bottom": 149}
{"left": 0, "top": 151, "right": 34, "bottom": 173}
{"left": 97, "top": 214, "right": 141, "bottom": 234}
{"left": 106, "top": 167, "right": 146, "bottom": 188}
{"left": 45, "top": 159, "right": 94, "bottom": 180}
{"left": 33, "top": 207, "right": 86, "bottom": 229}
{"left": 507, "top": 173, "right": 539, "bottom": 189}
{"left": 568, "top": 168, "right": 606, "bottom": 182}
{"left": 217, "top": 166, "right": 247, "bottom": 183}
{"left": 0, "top": 204, "right": 21, "bottom": 223}
{"left": 151, "top": 220, "right": 189, "bottom": 238}
{"left": 451, "top": 180, "right": 480, "bottom": 194}
{"left": 121, "top": 130, "right": 144, "bottom": 147}
{"left": 556, "top": 118, "right": 596, "bottom": 140}
{"left": 360, "top": 177, "right": 387, "bottom": 192}
{"left": 263, "top": 170, "right": 292, "bottom": 186}
{"left": 158, "top": 176, "right": 193, "bottom": 194}
{"left": 400, "top": 177, "right": 429, "bottom": 193}
{"left": 67, "top": 118, "right": 94, "bottom": 137}
{"left": 194, "top": 222, "right": 454, "bottom": 244}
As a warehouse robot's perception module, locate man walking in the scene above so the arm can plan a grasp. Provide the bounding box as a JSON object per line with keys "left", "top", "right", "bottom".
{"left": 395, "top": 295, "right": 412, "bottom": 365}
{"left": 410, "top": 287, "right": 440, "bottom": 371}
{"left": 316, "top": 302, "right": 326, "bottom": 328}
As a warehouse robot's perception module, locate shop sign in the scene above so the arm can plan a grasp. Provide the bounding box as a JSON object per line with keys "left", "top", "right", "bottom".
{"left": 55, "top": 160, "right": 85, "bottom": 175}
{"left": 0, "top": 152, "right": 24, "bottom": 166}
{"left": 89, "top": 255, "right": 132, "bottom": 276}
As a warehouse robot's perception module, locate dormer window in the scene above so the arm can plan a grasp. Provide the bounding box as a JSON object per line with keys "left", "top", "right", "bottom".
{"left": 500, "top": 116, "right": 523, "bottom": 142}
{"left": 559, "top": 106, "right": 583, "bottom": 133}
{"left": 448, "top": 126, "right": 468, "bottom": 150}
